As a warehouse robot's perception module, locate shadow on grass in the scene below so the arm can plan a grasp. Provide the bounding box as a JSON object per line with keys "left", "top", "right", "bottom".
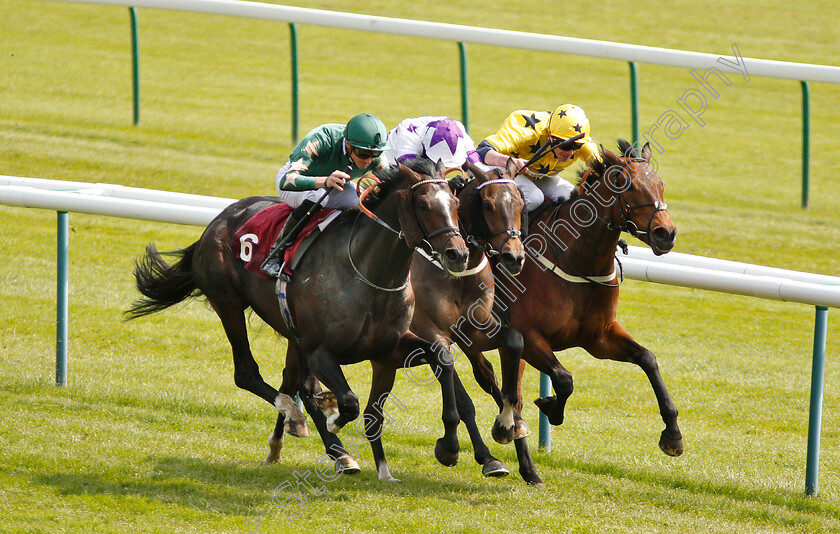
{"left": 30, "top": 453, "right": 516, "bottom": 515}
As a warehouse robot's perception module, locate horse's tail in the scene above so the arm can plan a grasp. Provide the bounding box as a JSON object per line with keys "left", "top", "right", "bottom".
{"left": 125, "top": 242, "right": 202, "bottom": 319}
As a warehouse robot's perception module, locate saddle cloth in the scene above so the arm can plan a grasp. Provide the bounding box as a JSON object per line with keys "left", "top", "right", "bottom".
{"left": 233, "top": 203, "right": 338, "bottom": 279}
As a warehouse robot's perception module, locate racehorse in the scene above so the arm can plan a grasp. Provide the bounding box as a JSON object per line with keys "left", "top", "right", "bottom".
{"left": 127, "top": 158, "right": 469, "bottom": 473}
{"left": 470, "top": 139, "right": 681, "bottom": 485}
{"left": 283, "top": 159, "right": 532, "bottom": 482}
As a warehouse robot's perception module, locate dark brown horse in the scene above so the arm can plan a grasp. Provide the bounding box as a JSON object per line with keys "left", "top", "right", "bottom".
{"left": 471, "top": 139, "right": 682, "bottom": 484}
{"left": 127, "top": 159, "right": 469, "bottom": 472}
{"left": 266, "top": 159, "right": 535, "bottom": 482}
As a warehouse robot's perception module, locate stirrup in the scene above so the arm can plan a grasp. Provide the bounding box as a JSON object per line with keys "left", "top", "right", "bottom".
{"left": 260, "top": 248, "right": 284, "bottom": 277}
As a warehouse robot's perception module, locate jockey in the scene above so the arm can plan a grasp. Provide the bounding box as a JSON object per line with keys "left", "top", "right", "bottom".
{"left": 260, "top": 113, "right": 389, "bottom": 277}
{"left": 477, "top": 104, "right": 601, "bottom": 211}
{"left": 382, "top": 116, "right": 483, "bottom": 176}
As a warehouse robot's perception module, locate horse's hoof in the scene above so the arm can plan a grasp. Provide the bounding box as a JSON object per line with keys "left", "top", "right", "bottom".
{"left": 514, "top": 419, "right": 531, "bottom": 439}
{"left": 526, "top": 478, "right": 546, "bottom": 488}
{"left": 659, "top": 432, "right": 684, "bottom": 457}
{"left": 381, "top": 475, "right": 402, "bottom": 483}
{"left": 326, "top": 414, "right": 342, "bottom": 434}
{"left": 314, "top": 391, "right": 339, "bottom": 417}
{"left": 434, "top": 438, "right": 459, "bottom": 467}
{"left": 264, "top": 449, "right": 281, "bottom": 464}
{"left": 482, "top": 459, "right": 509, "bottom": 478}
{"left": 491, "top": 419, "right": 515, "bottom": 445}
{"left": 335, "top": 455, "right": 361, "bottom": 475}
{"left": 533, "top": 396, "right": 564, "bottom": 425}
{"left": 264, "top": 432, "right": 283, "bottom": 464}
{"left": 284, "top": 417, "right": 310, "bottom": 438}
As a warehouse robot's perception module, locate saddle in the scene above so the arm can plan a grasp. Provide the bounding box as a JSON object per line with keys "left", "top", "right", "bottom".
{"left": 233, "top": 203, "right": 339, "bottom": 280}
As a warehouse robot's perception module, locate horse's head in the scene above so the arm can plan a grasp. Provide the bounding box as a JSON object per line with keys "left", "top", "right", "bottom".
{"left": 395, "top": 159, "right": 469, "bottom": 273}
{"left": 583, "top": 140, "right": 676, "bottom": 255}
{"left": 462, "top": 159, "right": 526, "bottom": 275}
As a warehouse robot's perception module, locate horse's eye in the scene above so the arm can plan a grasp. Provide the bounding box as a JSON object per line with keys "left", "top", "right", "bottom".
{"left": 483, "top": 200, "right": 494, "bottom": 211}
{"left": 416, "top": 199, "right": 430, "bottom": 211}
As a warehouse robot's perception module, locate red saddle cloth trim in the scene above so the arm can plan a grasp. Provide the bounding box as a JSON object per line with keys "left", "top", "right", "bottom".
{"left": 233, "top": 203, "right": 336, "bottom": 279}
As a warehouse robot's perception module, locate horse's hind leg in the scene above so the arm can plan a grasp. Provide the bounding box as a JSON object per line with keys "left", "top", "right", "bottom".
{"left": 290, "top": 349, "right": 360, "bottom": 474}
{"left": 522, "top": 330, "right": 575, "bottom": 426}
{"left": 266, "top": 344, "right": 311, "bottom": 463}
{"left": 587, "top": 321, "right": 684, "bottom": 456}
{"left": 207, "top": 300, "right": 309, "bottom": 437}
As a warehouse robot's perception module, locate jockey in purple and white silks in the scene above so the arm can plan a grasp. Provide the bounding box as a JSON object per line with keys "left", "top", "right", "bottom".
{"left": 383, "top": 116, "right": 484, "bottom": 172}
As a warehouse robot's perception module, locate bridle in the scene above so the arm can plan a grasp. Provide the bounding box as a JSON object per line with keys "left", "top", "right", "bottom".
{"left": 466, "top": 177, "right": 522, "bottom": 257}
{"left": 352, "top": 176, "right": 462, "bottom": 290}
{"left": 599, "top": 158, "right": 668, "bottom": 239}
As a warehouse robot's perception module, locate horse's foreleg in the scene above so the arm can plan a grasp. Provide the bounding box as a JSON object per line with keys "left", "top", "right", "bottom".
{"left": 365, "top": 362, "right": 401, "bottom": 483}
{"left": 294, "top": 361, "right": 360, "bottom": 475}
{"left": 588, "top": 321, "right": 684, "bottom": 456}
{"left": 490, "top": 327, "right": 529, "bottom": 444}
{"left": 399, "top": 332, "right": 460, "bottom": 467}
{"left": 451, "top": 370, "right": 509, "bottom": 477}
{"left": 523, "top": 330, "right": 574, "bottom": 426}
{"left": 306, "top": 346, "right": 360, "bottom": 434}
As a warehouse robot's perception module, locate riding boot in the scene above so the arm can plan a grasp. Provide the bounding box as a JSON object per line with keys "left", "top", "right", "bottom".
{"left": 260, "top": 200, "right": 317, "bottom": 278}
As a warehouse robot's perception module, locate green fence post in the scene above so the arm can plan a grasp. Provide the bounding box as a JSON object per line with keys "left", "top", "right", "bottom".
{"left": 805, "top": 305, "right": 828, "bottom": 496}
{"left": 129, "top": 7, "right": 140, "bottom": 125}
{"left": 289, "top": 23, "right": 299, "bottom": 145}
{"left": 458, "top": 42, "right": 469, "bottom": 133}
{"left": 629, "top": 61, "right": 639, "bottom": 150}
{"left": 538, "top": 373, "right": 551, "bottom": 451}
{"left": 801, "top": 81, "right": 810, "bottom": 209}
{"left": 56, "top": 211, "right": 69, "bottom": 386}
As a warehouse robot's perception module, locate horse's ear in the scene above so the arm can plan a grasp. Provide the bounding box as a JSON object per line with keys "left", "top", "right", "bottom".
{"left": 505, "top": 156, "right": 517, "bottom": 177}
{"left": 395, "top": 190, "right": 423, "bottom": 248}
{"left": 578, "top": 168, "right": 594, "bottom": 196}
{"left": 466, "top": 161, "right": 488, "bottom": 184}
{"left": 641, "top": 142, "right": 652, "bottom": 162}
{"left": 434, "top": 159, "right": 447, "bottom": 179}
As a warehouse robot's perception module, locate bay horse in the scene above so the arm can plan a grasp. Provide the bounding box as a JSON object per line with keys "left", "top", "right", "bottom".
{"left": 127, "top": 159, "right": 469, "bottom": 473}
{"left": 471, "top": 139, "right": 682, "bottom": 485}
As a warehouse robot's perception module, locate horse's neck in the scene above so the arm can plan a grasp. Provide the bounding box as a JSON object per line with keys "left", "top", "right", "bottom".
{"left": 537, "top": 184, "right": 619, "bottom": 275}
{"left": 349, "top": 199, "right": 414, "bottom": 287}
{"left": 457, "top": 183, "right": 491, "bottom": 269}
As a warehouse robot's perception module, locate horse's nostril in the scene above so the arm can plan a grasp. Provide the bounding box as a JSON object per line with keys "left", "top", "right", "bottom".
{"left": 652, "top": 226, "right": 674, "bottom": 242}
{"left": 445, "top": 248, "right": 467, "bottom": 264}
{"left": 501, "top": 252, "right": 525, "bottom": 275}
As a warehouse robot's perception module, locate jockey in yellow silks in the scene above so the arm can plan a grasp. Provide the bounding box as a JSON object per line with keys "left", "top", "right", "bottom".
{"left": 476, "top": 104, "right": 601, "bottom": 211}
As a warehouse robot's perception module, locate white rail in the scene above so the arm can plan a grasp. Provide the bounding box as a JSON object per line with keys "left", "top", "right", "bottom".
{"left": 43, "top": 0, "right": 840, "bottom": 84}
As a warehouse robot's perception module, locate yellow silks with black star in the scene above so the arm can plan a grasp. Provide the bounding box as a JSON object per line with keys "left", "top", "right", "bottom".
{"left": 483, "top": 108, "right": 600, "bottom": 177}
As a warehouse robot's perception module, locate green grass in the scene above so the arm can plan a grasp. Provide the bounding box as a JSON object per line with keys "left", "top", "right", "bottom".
{"left": 2, "top": 0, "right": 840, "bottom": 532}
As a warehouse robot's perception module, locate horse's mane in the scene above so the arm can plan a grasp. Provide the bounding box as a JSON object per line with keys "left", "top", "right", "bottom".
{"left": 562, "top": 137, "right": 635, "bottom": 206}
{"left": 360, "top": 157, "right": 437, "bottom": 211}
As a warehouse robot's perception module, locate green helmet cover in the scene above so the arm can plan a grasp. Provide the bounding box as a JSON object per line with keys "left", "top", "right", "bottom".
{"left": 345, "top": 113, "right": 389, "bottom": 150}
